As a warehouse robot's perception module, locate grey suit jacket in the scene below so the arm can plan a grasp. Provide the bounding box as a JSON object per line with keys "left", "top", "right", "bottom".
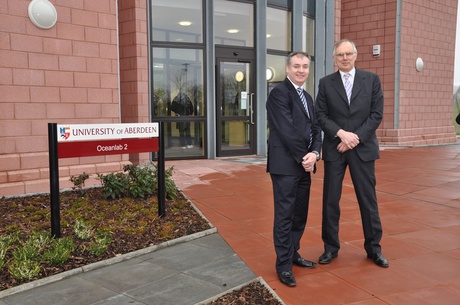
{"left": 266, "top": 78, "right": 322, "bottom": 175}
{"left": 315, "top": 69, "right": 383, "bottom": 162}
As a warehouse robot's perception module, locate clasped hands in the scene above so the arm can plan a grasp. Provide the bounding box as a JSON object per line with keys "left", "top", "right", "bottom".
{"left": 302, "top": 153, "right": 317, "bottom": 172}
{"left": 336, "top": 129, "right": 359, "bottom": 153}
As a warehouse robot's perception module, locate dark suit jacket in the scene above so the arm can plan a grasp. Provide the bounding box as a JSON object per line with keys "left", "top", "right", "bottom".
{"left": 315, "top": 69, "right": 383, "bottom": 162}
{"left": 266, "top": 78, "right": 322, "bottom": 175}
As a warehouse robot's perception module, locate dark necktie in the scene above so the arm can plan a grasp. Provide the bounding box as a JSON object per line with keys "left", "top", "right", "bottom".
{"left": 296, "top": 87, "right": 313, "bottom": 148}
{"left": 296, "top": 87, "right": 310, "bottom": 118}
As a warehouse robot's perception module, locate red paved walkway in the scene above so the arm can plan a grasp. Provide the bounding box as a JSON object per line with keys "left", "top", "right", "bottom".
{"left": 168, "top": 144, "right": 460, "bottom": 305}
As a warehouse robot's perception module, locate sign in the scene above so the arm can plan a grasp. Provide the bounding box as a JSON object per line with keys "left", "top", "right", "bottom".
{"left": 48, "top": 122, "right": 165, "bottom": 238}
{"left": 57, "top": 123, "right": 158, "bottom": 142}
{"left": 58, "top": 138, "right": 159, "bottom": 158}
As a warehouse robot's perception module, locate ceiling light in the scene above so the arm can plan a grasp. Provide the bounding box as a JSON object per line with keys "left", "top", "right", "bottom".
{"left": 266, "top": 34, "right": 272, "bottom": 38}
{"left": 227, "top": 29, "right": 239, "bottom": 34}
{"left": 179, "top": 21, "right": 192, "bottom": 26}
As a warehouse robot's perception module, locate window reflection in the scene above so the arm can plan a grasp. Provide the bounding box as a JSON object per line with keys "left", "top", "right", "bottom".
{"left": 151, "top": 0, "right": 203, "bottom": 43}
{"left": 267, "top": 7, "right": 291, "bottom": 51}
{"left": 152, "top": 49, "right": 204, "bottom": 117}
{"left": 266, "top": 54, "right": 286, "bottom": 95}
{"left": 163, "top": 121, "right": 205, "bottom": 157}
{"left": 303, "top": 16, "right": 315, "bottom": 56}
{"left": 152, "top": 48, "right": 205, "bottom": 157}
{"left": 214, "top": 0, "right": 254, "bottom": 47}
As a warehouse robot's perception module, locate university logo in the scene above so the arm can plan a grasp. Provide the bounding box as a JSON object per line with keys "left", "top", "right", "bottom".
{"left": 59, "top": 126, "right": 70, "bottom": 140}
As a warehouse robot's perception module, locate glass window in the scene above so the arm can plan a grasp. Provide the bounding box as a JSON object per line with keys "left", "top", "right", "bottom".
{"left": 266, "top": 54, "right": 287, "bottom": 95}
{"left": 152, "top": 47, "right": 205, "bottom": 157}
{"left": 214, "top": 0, "right": 254, "bottom": 47}
{"left": 303, "top": 16, "right": 315, "bottom": 57}
{"left": 151, "top": 0, "right": 203, "bottom": 43}
{"left": 267, "top": 7, "right": 291, "bottom": 51}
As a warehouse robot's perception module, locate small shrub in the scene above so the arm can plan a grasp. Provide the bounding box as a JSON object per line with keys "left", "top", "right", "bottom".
{"left": 124, "top": 164, "right": 155, "bottom": 198}
{"left": 8, "top": 259, "right": 41, "bottom": 281}
{"left": 12, "top": 231, "right": 51, "bottom": 261}
{"left": 42, "top": 237, "right": 76, "bottom": 264}
{"left": 148, "top": 163, "right": 178, "bottom": 200}
{"left": 97, "top": 172, "right": 129, "bottom": 199}
{"left": 87, "top": 233, "right": 111, "bottom": 256}
{"left": 31, "top": 231, "right": 51, "bottom": 248}
{"left": 95, "top": 163, "right": 178, "bottom": 200}
{"left": 70, "top": 172, "right": 90, "bottom": 196}
{"left": 0, "top": 235, "right": 16, "bottom": 270}
{"left": 73, "top": 219, "right": 93, "bottom": 240}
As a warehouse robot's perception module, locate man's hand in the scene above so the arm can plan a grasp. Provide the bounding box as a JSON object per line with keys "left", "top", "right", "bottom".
{"left": 336, "top": 129, "right": 359, "bottom": 152}
{"left": 302, "top": 153, "right": 317, "bottom": 172}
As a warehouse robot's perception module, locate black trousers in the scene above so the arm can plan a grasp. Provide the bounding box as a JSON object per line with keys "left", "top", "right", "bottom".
{"left": 321, "top": 149, "right": 383, "bottom": 255}
{"left": 270, "top": 171, "right": 311, "bottom": 273}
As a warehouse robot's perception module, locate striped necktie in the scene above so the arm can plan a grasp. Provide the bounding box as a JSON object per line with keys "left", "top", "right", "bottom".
{"left": 296, "top": 87, "right": 313, "bottom": 148}
{"left": 344, "top": 73, "right": 352, "bottom": 103}
{"left": 296, "top": 87, "right": 310, "bottom": 118}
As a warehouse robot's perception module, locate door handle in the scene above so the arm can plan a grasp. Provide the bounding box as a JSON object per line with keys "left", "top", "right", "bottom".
{"left": 249, "top": 93, "right": 255, "bottom": 125}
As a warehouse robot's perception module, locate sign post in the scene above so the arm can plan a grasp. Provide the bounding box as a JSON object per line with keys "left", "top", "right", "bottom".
{"left": 48, "top": 122, "right": 164, "bottom": 238}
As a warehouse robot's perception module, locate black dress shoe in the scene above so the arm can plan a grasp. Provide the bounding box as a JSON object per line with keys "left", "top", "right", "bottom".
{"left": 318, "top": 251, "right": 338, "bottom": 264}
{"left": 278, "top": 271, "right": 296, "bottom": 287}
{"left": 293, "top": 256, "right": 317, "bottom": 268}
{"left": 367, "top": 252, "right": 389, "bottom": 268}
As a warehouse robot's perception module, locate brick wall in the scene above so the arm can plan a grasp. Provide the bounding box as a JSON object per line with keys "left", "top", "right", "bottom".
{"left": 0, "top": 0, "right": 127, "bottom": 196}
{"left": 118, "top": 0, "right": 150, "bottom": 164}
{"left": 339, "top": 0, "right": 458, "bottom": 146}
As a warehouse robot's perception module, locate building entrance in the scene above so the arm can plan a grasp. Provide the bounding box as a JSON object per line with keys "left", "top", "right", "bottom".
{"left": 215, "top": 47, "right": 256, "bottom": 157}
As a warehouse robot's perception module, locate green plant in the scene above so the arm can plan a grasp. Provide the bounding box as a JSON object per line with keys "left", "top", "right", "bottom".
{"left": 124, "top": 164, "right": 156, "bottom": 198}
{"left": 0, "top": 234, "right": 18, "bottom": 270}
{"left": 12, "top": 231, "right": 50, "bottom": 262}
{"left": 42, "top": 237, "right": 76, "bottom": 264}
{"left": 95, "top": 164, "right": 178, "bottom": 200}
{"left": 8, "top": 259, "right": 41, "bottom": 281}
{"left": 70, "top": 172, "right": 90, "bottom": 196}
{"left": 148, "top": 163, "right": 178, "bottom": 200}
{"left": 87, "top": 233, "right": 111, "bottom": 256}
{"left": 73, "top": 219, "right": 93, "bottom": 240}
{"left": 97, "top": 172, "right": 129, "bottom": 199}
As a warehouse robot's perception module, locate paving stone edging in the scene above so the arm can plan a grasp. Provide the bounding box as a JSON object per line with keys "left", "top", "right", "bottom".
{"left": 194, "top": 277, "right": 286, "bottom": 305}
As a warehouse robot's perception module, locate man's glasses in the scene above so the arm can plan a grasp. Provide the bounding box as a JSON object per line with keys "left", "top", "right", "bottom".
{"left": 334, "top": 52, "right": 356, "bottom": 58}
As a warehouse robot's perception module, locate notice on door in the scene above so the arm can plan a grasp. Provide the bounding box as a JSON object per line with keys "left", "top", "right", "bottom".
{"left": 240, "top": 91, "right": 247, "bottom": 109}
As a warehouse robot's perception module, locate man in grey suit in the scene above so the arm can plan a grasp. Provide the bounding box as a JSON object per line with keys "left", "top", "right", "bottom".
{"left": 315, "top": 39, "right": 389, "bottom": 268}
{"left": 266, "top": 51, "right": 322, "bottom": 287}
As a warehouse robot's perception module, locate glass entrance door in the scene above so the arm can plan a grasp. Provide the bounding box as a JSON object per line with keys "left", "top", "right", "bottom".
{"left": 216, "top": 48, "right": 256, "bottom": 157}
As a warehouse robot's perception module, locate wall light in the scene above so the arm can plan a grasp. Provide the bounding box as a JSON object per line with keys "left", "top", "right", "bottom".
{"left": 28, "top": 0, "right": 58, "bottom": 30}
{"left": 227, "top": 29, "right": 239, "bottom": 34}
{"left": 415, "top": 57, "right": 424, "bottom": 72}
{"left": 266, "top": 67, "right": 275, "bottom": 81}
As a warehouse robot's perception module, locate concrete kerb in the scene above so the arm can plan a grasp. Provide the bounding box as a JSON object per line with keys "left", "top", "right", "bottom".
{"left": 194, "top": 277, "right": 286, "bottom": 305}
{"left": 0, "top": 195, "right": 217, "bottom": 299}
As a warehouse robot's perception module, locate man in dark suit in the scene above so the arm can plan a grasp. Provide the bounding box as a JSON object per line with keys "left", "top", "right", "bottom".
{"left": 266, "top": 51, "right": 322, "bottom": 287}
{"left": 315, "top": 39, "right": 388, "bottom": 268}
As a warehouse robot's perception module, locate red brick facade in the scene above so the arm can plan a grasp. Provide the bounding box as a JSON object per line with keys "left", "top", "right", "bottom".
{"left": 339, "top": 0, "right": 458, "bottom": 145}
{"left": 0, "top": 0, "right": 130, "bottom": 196}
